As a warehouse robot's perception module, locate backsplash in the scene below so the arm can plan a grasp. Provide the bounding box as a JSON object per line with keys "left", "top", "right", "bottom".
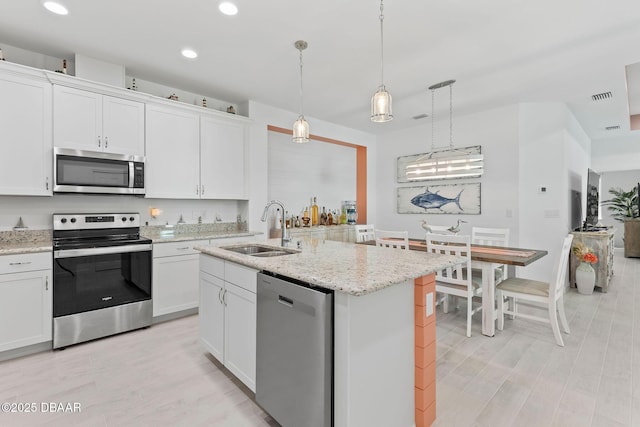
{"left": 0, "top": 229, "right": 51, "bottom": 244}
{"left": 141, "top": 221, "right": 248, "bottom": 239}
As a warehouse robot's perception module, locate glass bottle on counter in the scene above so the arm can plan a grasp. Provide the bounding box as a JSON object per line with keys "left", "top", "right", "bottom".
{"left": 295, "top": 216, "right": 301, "bottom": 228}
{"left": 320, "top": 206, "right": 327, "bottom": 225}
{"left": 327, "top": 210, "right": 333, "bottom": 225}
{"left": 311, "top": 197, "right": 319, "bottom": 226}
{"left": 340, "top": 208, "right": 347, "bottom": 224}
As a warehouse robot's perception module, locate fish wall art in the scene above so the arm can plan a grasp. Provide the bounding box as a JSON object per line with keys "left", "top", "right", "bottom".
{"left": 397, "top": 183, "right": 481, "bottom": 214}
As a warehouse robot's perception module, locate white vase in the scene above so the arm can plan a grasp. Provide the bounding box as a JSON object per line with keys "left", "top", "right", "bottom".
{"left": 575, "top": 262, "right": 596, "bottom": 295}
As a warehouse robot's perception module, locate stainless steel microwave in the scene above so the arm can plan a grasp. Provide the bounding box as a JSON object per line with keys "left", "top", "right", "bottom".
{"left": 53, "top": 147, "right": 145, "bottom": 195}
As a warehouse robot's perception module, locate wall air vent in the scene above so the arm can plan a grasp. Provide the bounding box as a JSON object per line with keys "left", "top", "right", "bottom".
{"left": 605, "top": 125, "right": 620, "bottom": 130}
{"left": 591, "top": 91, "right": 612, "bottom": 101}
{"left": 412, "top": 113, "right": 429, "bottom": 120}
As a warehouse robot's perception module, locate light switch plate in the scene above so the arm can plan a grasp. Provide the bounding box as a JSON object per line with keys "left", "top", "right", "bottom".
{"left": 426, "top": 292, "right": 434, "bottom": 317}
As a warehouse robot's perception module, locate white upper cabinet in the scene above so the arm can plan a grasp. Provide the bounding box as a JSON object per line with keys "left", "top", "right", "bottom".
{"left": 200, "top": 116, "right": 247, "bottom": 199}
{"left": 146, "top": 102, "right": 249, "bottom": 200}
{"left": 0, "top": 69, "right": 52, "bottom": 196}
{"left": 145, "top": 103, "right": 200, "bottom": 199}
{"left": 53, "top": 85, "right": 145, "bottom": 156}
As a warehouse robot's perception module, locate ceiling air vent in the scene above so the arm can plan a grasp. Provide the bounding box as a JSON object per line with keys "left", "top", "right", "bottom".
{"left": 412, "top": 113, "right": 429, "bottom": 120}
{"left": 591, "top": 91, "right": 612, "bottom": 101}
{"left": 605, "top": 125, "right": 620, "bottom": 131}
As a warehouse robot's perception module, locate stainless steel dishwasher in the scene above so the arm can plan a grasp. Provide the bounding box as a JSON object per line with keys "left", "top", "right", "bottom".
{"left": 256, "top": 271, "right": 333, "bottom": 427}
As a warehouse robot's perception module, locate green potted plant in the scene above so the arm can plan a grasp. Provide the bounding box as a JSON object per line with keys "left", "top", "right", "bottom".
{"left": 602, "top": 186, "right": 639, "bottom": 257}
{"left": 601, "top": 187, "right": 638, "bottom": 221}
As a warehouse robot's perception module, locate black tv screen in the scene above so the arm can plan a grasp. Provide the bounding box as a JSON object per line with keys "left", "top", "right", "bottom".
{"left": 586, "top": 169, "right": 600, "bottom": 226}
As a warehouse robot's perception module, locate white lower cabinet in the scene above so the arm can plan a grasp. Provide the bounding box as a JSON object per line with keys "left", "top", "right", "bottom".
{"left": 152, "top": 240, "right": 209, "bottom": 317}
{"left": 0, "top": 253, "right": 52, "bottom": 352}
{"left": 199, "top": 254, "right": 257, "bottom": 391}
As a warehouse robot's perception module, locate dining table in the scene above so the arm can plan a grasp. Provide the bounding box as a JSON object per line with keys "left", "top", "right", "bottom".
{"left": 361, "top": 238, "right": 548, "bottom": 336}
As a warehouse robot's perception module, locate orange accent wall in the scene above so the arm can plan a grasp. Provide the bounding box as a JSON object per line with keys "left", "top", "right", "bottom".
{"left": 267, "top": 125, "right": 367, "bottom": 223}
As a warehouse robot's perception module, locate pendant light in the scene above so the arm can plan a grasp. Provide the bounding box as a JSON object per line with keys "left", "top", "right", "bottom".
{"left": 292, "top": 40, "right": 310, "bottom": 143}
{"left": 405, "top": 80, "right": 484, "bottom": 180}
{"left": 370, "top": 0, "right": 392, "bottom": 122}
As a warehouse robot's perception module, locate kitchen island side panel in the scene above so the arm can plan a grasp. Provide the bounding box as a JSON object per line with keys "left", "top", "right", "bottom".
{"left": 334, "top": 279, "right": 414, "bottom": 427}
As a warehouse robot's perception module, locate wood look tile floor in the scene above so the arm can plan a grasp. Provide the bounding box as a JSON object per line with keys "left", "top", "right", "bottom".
{"left": 0, "top": 250, "right": 637, "bottom": 426}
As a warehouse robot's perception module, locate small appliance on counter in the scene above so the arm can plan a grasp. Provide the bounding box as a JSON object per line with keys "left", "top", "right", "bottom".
{"left": 342, "top": 200, "right": 357, "bottom": 225}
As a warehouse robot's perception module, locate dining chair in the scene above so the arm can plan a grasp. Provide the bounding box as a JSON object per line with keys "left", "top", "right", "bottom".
{"left": 375, "top": 229, "right": 410, "bottom": 250}
{"left": 471, "top": 226, "right": 510, "bottom": 284}
{"left": 496, "top": 234, "right": 573, "bottom": 346}
{"left": 426, "top": 232, "right": 481, "bottom": 337}
{"left": 354, "top": 224, "right": 376, "bottom": 242}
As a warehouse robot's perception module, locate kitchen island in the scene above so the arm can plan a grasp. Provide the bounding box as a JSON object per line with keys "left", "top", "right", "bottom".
{"left": 197, "top": 237, "right": 462, "bottom": 427}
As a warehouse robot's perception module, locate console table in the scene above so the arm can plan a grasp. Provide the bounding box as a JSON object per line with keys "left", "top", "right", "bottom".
{"left": 570, "top": 229, "right": 615, "bottom": 292}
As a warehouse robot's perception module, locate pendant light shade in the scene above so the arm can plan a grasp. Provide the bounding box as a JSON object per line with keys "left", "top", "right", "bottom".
{"left": 370, "top": 0, "right": 393, "bottom": 122}
{"left": 292, "top": 116, "right": 310, "bottom": 143}
{"left": 371, "top": 86, "right": 393, "bottom": 122}
{"left": 292, "top": 40, "right": 310, "bottom": 143}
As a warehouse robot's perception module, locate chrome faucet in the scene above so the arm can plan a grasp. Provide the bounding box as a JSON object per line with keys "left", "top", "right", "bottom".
{"left": 261, "top": 200, "right": 290, "bottom": 247}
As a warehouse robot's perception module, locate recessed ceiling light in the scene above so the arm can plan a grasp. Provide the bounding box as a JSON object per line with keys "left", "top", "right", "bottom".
{"left": 181, "top": 49, "right": 198, "bottom": 59}
{"left": 219, "top": 1, "right": 238, "bottom": 16}
{"left": 42, "top": 1, "right": 69, "bottom": 15}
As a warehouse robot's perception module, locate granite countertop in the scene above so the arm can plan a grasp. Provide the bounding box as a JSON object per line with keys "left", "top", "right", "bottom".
{"left": 196, "top": 237, "right": 462, "bottom": 296}
{"left": 0, "top": 230, "right": 52, "bottom": 255}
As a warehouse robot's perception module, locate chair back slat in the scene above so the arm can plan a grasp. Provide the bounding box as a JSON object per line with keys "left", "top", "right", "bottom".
{"left": 552, "top": 235, "right": 574, "bottom": 297}
{"left": 426, "top": 233, "right": 471, "bottom": 286}
{"left": 375, "top": 229, "right": 410, "bottom": 250}
{"left": 354, "top": 224, "right": 376, "bottom": 242}
{"left": 472, "top": 227, "right": 510, "bottom": 247}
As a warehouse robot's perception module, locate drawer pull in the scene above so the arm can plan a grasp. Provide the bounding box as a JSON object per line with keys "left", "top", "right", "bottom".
{"left": 176, "top": 247, "right": 190, "bottom": 250}
{"left": 9, "top": 261, "right": 32, "bottom": 266}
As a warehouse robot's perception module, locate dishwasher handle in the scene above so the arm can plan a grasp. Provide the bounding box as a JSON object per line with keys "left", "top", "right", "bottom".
{"left": 278, "top": 295, "right": 294, "bottom": 307}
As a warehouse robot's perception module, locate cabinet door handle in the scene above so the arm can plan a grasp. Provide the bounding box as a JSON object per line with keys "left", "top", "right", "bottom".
{"left": 105, "top": 137, "right": 109, "bottom": 148}
{"left": 98, "top": 136, "right": 101, "bottom": 148}
{"left": 9, "top": 261, "right": 32, "bottom": 266}
{"left": 201, "top": 185, "right": 204, "bottom": 196}
{"left": 46, "top": 177, "right": 49, "bottom": 190}
{"left": 222, "top": 289, "right": 227, "bottom": 306}
{"left": 218, "top": 288, "right": 223, "bottom": 304}
{"left": 45, "top": 276, "right": 49, "bottom": 291}
{"left": 196, "top": 185, "right": 199, "bottom": 196}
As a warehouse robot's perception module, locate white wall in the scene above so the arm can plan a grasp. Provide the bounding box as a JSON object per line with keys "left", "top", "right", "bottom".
{"left": 376, "top": 104, "right": 520, "bottom": 241}
{"left": 592, "top": 135, "right": 640, "bottom": 172}
{"left": 245, "top": 101, "right": 377, "bottom": 236}
{"left": 517, "top": 103, "right": 590, "bottom": 279}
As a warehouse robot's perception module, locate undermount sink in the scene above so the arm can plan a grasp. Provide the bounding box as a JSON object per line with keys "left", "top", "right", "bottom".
{"left": 220, "top": 244, "right": 299, "bottom": 257}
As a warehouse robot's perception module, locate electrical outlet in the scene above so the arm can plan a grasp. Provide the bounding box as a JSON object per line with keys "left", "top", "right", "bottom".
{"left": 538, "top": 186, "right": 548, "bottom": 194}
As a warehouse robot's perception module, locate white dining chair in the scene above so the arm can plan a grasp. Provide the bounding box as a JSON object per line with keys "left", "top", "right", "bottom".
{"left": 496, "top": 234, "right": 573, "bottom": 346}
{"left": 426, "top": 233, "right": 481, "bottom": 337}
{"left": 375, "top": 229, "right": 410, "bottom": 250}
{"left": 354, "top": 224, "right": 376, "bottom": 242}
{"left": 471, "top": 226, "right": 510, "bottom": 284}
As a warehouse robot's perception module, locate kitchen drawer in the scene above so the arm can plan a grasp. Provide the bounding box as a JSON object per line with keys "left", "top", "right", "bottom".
{"left": 0, "top": 252, "right": 51, "bottom": 275}
{"left": 200, "top": 254, "right": 225, "bottom": 279}
{"left": 153, "top": 239, "right": 210, "bottom": 258}
{"left": 225, "top": 261, "right": 257, "bottom": 293}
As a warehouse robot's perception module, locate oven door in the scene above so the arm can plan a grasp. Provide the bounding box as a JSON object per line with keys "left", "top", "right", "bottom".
{"left": 53, "top": 243, "right": 152, "bottom": 318}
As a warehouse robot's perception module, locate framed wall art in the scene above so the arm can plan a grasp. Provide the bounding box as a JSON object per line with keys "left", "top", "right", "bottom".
{"left": 397, "top": 183, "right": 481, "bottom": 214}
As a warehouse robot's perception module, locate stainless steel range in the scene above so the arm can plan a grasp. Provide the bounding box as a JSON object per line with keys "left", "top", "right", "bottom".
{"left": 52, "top": 213, "right": 152, "bottom": 349}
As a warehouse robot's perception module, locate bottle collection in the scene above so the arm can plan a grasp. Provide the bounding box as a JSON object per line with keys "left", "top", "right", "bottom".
{"left": 289, "top": 196, "right": 349, "bottom": 229}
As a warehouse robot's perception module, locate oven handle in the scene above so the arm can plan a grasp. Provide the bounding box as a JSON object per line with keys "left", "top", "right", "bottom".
{"left": 54, "top": 243, "right": 152, "bottom": 259}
